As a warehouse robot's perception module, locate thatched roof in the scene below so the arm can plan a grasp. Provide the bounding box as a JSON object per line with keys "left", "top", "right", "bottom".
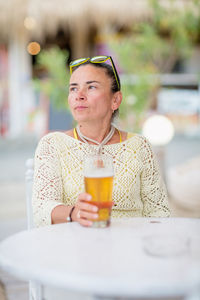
{"left": 0, "top": 0, "right": 196, "bottom": 42}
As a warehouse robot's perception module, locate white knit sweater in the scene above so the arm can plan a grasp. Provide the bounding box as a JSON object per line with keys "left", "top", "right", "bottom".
{"left": 32, "top": 131, "right": 170, "bottom": 227}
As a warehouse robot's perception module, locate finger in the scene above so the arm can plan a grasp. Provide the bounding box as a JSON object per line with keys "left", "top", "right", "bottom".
{"left": 79, "top": 210, "right": 99, "bottom": 220}
{"left": 79, "top": 202, "right": 98, "bottom": 213}
{"left": 77, "top": 193, "right": 92, "bottom": 202}
{"left": 79, "top": 218, "right": 93, "bottom": 227}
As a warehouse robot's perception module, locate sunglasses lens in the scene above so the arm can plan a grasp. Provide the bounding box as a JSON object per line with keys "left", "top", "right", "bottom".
{"left": 90, "top": 56, "right": 108, "bottom": 62}
{"left": 70, "top": 58, "right": 87, "bottom": 66}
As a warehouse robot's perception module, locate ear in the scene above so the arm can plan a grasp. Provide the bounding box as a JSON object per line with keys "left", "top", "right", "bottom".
{"left": 111, "top": 91, "right": 122, "bottom": 111}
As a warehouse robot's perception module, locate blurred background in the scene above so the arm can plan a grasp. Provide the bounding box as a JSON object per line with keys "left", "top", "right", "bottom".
{"left": 0, "top": 0, "right": 200, "bottom": 298}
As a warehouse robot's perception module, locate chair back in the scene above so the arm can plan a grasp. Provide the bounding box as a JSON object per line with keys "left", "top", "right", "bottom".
{"left": 25, "top": 158, "right": 44, "bottom": 300}
{"left": 25, "top": 158, "right": 34, "bottom": 230}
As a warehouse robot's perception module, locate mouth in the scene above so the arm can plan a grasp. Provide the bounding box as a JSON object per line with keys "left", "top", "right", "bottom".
{"left": 75, "top": 106, "right": 88, "bottom": 111}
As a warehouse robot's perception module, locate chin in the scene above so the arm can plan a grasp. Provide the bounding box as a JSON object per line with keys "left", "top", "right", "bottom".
{"left": 74, "top": 110, "right": 97, "bottom": 122}
{"left": 73, "top": 114, "right": 90, "bottom": 123}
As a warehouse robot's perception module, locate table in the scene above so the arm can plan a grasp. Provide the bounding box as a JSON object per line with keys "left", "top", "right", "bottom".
{"left": 0, "top": 218, "right": 200, "bottom": 299}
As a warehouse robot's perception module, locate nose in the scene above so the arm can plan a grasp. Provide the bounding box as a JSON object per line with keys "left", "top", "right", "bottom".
{"left": 76, "top": 88, "right": 86, "bottom": 101}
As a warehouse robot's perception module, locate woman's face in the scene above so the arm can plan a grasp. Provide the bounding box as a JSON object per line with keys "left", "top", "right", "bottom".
{"left": 68, "top": 64, "right": 119, "bottom": 124}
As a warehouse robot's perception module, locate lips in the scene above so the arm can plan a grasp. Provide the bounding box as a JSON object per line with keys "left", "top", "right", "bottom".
{"left": 75, "top": 106, "right": 88, "bottom": 111}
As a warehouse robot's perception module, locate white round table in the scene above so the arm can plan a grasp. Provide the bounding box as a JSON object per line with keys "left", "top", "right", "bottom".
{"left": 0, "top": 218, "right": 200, "bottom": 299}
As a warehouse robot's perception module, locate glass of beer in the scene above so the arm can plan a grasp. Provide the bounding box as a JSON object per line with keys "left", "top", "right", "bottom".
{"left": 84, "top": 154, "right": 114, "bottom": 228}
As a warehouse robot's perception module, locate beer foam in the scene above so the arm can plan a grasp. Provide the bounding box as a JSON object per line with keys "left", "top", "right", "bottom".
{"left": 84, "top": 169, "right": 113, "bottom": 178}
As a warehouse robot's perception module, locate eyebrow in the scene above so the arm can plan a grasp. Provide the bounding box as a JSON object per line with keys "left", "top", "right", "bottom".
{"left": 69, "top": 80, "right": 100, "bottom": 86}
{"left": 86, "top": 80, "right": 100, "bottom": 84}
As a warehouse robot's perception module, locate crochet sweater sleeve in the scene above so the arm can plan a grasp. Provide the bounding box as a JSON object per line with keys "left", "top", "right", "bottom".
{"left": 32, "top": 133, "right": 64, "bottom": 227}
{"left": 139, "top": 137, "right": 170, "bottom": 217}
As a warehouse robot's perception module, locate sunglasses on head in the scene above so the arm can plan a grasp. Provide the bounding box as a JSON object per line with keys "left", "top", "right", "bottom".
{"left": 69, "top": 55, "right": 120, "bottom": 90}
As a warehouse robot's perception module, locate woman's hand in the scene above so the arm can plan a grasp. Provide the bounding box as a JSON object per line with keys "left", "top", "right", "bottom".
{"left": 72, "top": 193, "right": 98, "bottom": 227}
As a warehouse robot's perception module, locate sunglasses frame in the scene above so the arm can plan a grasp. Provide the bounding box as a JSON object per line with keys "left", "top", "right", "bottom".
{"left": 69, "top": 56, "right": 120, "bottom": 90}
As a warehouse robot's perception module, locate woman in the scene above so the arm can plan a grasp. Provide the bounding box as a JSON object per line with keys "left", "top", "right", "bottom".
{"left": 32, "top": 56, "right": 170, "bottom": 227}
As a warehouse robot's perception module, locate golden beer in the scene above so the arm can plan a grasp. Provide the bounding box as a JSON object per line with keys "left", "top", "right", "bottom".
{"left": 85, "top": 175, "right": 113, "bottom": 224}
{"left": 84, "top": 155, "right": 114, "bottom": 227}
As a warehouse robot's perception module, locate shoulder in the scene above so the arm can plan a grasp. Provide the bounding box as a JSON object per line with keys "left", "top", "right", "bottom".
{"left": 35, "top": 131, "right": 71, "bottom": 154}
{"left": 127, "top": 132, "right": 150, "bottom": 146}
{"left": 38, "top": 131, "right": 72, "bottom": 144}
{"left": 35, "top": 131, "right": 75, "bottom": 159}
{"left": 126, "top": 133, "right": 154, "bottom": 157}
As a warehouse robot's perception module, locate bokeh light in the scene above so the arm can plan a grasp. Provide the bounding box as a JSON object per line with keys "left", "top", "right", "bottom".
{"left": 24, "top": 17, "right": 36, "bottom": 30}
{"left": 142, "top": 115, "right": 175, "bottom": 146}
{"left": 27, "top": 42, "right": 41, "bottom": 55}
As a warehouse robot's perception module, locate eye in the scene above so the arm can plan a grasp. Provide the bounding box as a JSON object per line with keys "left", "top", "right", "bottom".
{"left": 88, "top": 85, "right": 96, "bottom": 90}
{"left": 69, "top": 86, "right": 78, "bottom": 92}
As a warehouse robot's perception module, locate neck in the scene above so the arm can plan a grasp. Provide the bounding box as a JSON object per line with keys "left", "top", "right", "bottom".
{"left": 77, "top": 121, "right": 113, "bottom": 144}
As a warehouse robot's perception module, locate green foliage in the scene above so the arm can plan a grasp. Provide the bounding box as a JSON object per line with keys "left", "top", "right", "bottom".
{"left": 33, "top": 47, "right": 70, "bottom": 111}
{"left": 109, "top": 0, "right": 200, "bottom": 131}
{"left": 119, "top": 75, "right": 157, "bottom": 131}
